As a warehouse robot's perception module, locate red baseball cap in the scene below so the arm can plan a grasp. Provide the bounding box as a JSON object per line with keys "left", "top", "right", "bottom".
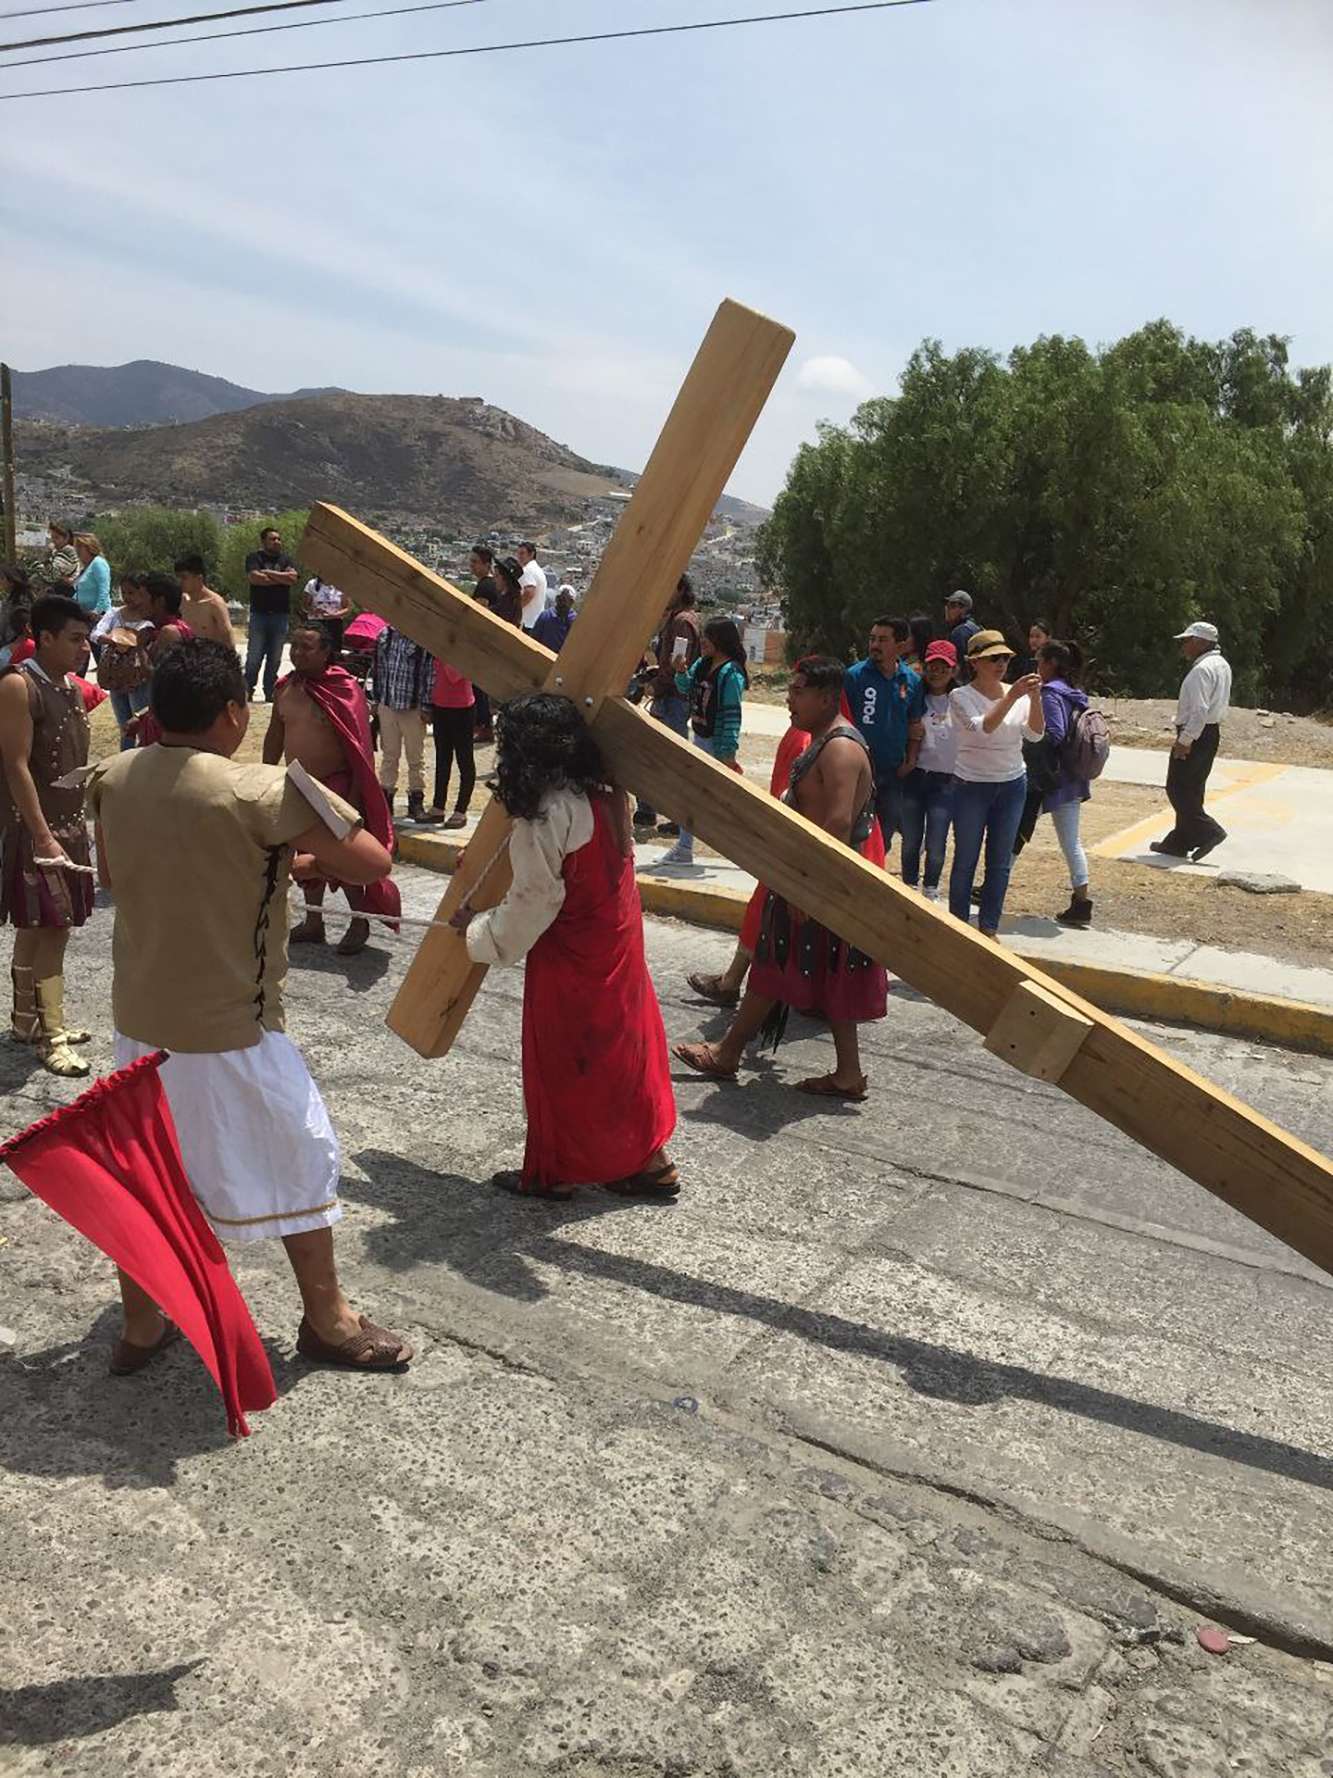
{"left": 924, "top": 640, "right": 957, "bottom": 667}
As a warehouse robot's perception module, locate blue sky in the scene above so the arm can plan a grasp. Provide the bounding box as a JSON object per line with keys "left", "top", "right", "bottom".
{"left": 4, "top": 0, "right": 1330, "bottom": 503}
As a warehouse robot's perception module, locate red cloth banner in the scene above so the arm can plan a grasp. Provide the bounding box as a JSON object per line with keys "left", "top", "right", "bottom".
{"left": 0, "top": 1052, "right": 276, "bottom": 1436}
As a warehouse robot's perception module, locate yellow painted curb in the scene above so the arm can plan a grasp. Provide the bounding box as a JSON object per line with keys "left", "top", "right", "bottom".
{"left": 395, "top": 830, "right": 1333, "bottom": 1057}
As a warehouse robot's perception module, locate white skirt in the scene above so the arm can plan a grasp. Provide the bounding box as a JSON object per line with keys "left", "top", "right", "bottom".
{"left": 113, "top": 1031, "right": 343, "bottom": 1246}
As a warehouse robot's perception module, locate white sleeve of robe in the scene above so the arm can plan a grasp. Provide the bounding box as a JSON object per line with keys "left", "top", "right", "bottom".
{"left": 465, "top": 787, "right": 595, "bottom": 968}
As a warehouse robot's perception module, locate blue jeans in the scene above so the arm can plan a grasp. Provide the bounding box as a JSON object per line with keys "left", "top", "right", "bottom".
{"left": 949, "top": 775, "right": 1027, "bottom": 933}
{"left": 675, "top": 733, "right": 721, "bottom": 857}
{"left": 635, "top": 692, "right": 690, "bottom": 822}
{"left": 899, "top": 769, "right": 954, "bottom": 889}
{"left": 245, "top": 610, "right": 290, "bottom": 700}
{"left": 872, "top": 769, "right": 907, "bottom": 854}
{"left": 109, "top": 683, "right": 151, "bottom": 749}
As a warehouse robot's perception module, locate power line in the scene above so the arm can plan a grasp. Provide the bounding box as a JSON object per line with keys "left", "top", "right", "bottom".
{"left": 0, "top": 0, "right": 931, "bottom": 97}
{"left": 2, "top": 0, "right": 492, "bottom": 62}
{"left": 1, "top": 0, "right": 367, "bottom": 51}
{"left": 0, "top": 0, "right": 143, "bottom": 19}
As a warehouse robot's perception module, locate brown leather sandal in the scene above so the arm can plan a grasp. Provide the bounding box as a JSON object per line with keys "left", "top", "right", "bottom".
{"left": 687, "top": 971, "right": 740, "bottom": 1007}
{"left": 296, "top": 1314, "right": 414, "bottom": 1369}
{"left": 109, "top": 1319, "right": 181, "bottom": 1376}
{"left": 794, "top": 1073, "right": 868, "bottom": 1102}
{"left": 492, "top": 1169, "right": 575, "bottom": 1202}
{"left": 604, "top": 1164, "right": 681, "bottom": 1201}
{"left": 673, "top": 1041, "right": 738, "bottom": 1080}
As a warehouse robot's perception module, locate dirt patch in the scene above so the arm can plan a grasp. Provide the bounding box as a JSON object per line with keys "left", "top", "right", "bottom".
{"left": 1098, "top": 698, "right": 1333, "bottom": 768}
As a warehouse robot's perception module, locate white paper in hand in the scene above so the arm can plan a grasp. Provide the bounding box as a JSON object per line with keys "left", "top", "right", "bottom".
{"left": 287, "top": 759, "right": 353, "bottom": 839}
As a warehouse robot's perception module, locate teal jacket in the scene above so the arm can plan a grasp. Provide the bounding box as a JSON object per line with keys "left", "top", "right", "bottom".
{"left": 676, "top": 656, "right": 745, "bottom": 761}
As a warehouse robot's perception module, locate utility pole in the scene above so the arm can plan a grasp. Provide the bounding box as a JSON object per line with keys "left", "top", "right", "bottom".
{"left": 0, "top": 364, "right": 16, "bottom": 560}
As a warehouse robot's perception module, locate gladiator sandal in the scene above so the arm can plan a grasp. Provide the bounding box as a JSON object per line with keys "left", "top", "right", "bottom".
{"left": 33, "top": 976, "right": 91, "bottom": 1078}
{"left": 10, "top": 966, "right": 39, "bottom": 1044}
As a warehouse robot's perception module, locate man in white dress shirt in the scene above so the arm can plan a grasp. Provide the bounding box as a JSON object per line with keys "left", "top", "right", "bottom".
{"left": 516, "top": 542, "right": 548, "bottom": 632}
{"left": 1152, "top": 620, "right": 1232, "bottom": 863}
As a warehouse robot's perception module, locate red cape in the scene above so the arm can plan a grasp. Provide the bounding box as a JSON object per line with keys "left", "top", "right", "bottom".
{"left": 0, "top": 1052, "right": 276, "bottom": 1436}
{"left": 276, "top": 663, "right": 401, "bottom": 926}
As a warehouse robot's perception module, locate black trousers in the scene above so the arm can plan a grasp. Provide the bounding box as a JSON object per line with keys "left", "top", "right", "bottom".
{"left": 1163, "top": 724, "right": 1224, "bottom": 852}
{"left": 431, "top": 705, "right": 476, "bottom": 814}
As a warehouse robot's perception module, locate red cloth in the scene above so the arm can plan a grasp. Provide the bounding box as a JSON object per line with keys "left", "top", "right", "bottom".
{"left": 431, "top": 659, "right": 474, "bottom": 709}
{"left": 276, "top": 663, "right": 401, "bottom": 927}
{"left": 520, "top": 793, "right": 675, "bottom": 1190}
{"left": 73, "top": 673, "right": 108, "bottom": 713}
{"left": 0, "top": 1052, "right": 276, "bottom": 1436}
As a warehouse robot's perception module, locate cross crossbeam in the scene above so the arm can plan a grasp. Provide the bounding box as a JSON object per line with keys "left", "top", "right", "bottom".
{"left": 301, "top": 299, "right": 1333, "bottom": 1281}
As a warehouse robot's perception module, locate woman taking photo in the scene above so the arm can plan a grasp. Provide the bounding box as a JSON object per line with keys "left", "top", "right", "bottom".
{"left": 1034, "top": 638, "right": 1094, "bottom": 927}
{"left": 899, "top": 638, "right": 957, "bottom": 900}
{"left": 71, "top": 533, "right": 112, "bottom": 619}
{"left": 948, "top": 630, "right": 1044, "bottom": 938}
{"left": 648, "top": 616, "right": 748, "bottom": 869}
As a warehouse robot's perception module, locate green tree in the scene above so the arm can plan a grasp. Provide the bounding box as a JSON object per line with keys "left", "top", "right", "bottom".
{"left": 92, "top": 508, "right": 222, "bottom": 585}
{"left": 761, "top": 321, "right": 1329, "bottom": 709}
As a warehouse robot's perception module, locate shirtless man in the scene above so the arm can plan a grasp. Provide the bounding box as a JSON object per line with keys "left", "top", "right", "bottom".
{"left": 174, "top": 553, "right": 235, "bottom": 648}
{"left": 263, "top": 622, "right": 399, "bottom": 957}
{"left": 674, "top": 656, "right": 890, "bottom": 1100}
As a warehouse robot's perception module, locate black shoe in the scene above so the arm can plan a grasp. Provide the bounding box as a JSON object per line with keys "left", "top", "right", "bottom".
{"left": 407, "top": 792, "right": 427, "bottom": 822}
{"left": 1055, "top": 896, "right": 1093, "bottom": 929}
{"left": 383, "top": 793, "right": 395, "bottom": 819}
{"left": 658, "top": 821, "right": 681, "bottom": 837}
{"left": 1149, "top": 840, "right": 1188, "bottom": 857}
{"left": 1190, "top": 834, "right": 1226, "bottom": 863}
{"left": 632, "top": 810, "right": 657, "bottom": 831}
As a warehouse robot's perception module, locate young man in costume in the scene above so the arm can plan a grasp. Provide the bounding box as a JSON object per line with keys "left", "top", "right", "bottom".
{"left": 90, "top": 637, "right": 413, "bottom": 1373}
{"left": 675, "top": 656, "right": 889, "bottom": 1101}
{"left": 0, "top": 591, "right": 96, "bottom": 1077}
{"left": 263, "top": 620, "right": 400, "bottom": 956}
{"left": 449, "top": 692, "right": 678, "bottom": 1201}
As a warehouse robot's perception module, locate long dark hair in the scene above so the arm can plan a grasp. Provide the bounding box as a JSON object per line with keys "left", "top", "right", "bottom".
{"left": 702, "top": 617, "right": 749, "bottom": 687}
{"left": 494, "top": 556, "right": 523, "bottom": 599}
{"left": 907, "top": 612, "right": 933, "bottom": 663}
{"left": 494, "top": 692, "right": 609, "bottom": 822}
{"left": 1038, "top": 638, "right": 1084, "bottom": 684}
{"left": 1, "top": 561, "right": 31, "bottom": 599}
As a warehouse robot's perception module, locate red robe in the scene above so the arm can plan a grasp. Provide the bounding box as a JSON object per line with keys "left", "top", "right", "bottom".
{"left": 0, "top": 1051, "right": 276, "bottom": 1436}
{"left": 275, "top": 663, "right": 401, "bottom": 927}
{"left": 521, "top": 792, "right": 675, "bottom": 1190}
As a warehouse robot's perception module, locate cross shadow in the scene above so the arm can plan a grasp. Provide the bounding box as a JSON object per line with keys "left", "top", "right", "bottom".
{"left": 0, "top": 1311, "right": 307, "bottom": 1489}
{"left": 0, "top": 1660, "right": 205, "bottom": 1747}
{"left": 530, "top": 1239, "right": 1333, "bottom": 1494}
{"left": 346, "top": 1149, "right": 647, "bottom": 1304}
{"left": 1000, "top": 914, "right": 1064, "bottom": 939}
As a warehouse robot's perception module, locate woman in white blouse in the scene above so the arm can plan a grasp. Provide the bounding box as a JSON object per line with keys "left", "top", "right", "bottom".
{"left": 948, "top": 629, "right": 1044, "bottom": 938}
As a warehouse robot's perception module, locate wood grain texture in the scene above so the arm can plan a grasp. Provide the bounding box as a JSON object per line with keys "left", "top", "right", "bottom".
{"left": 551, "top": 300, "right": 795, "bottom": 711}
{"left": 984, "top": 979, "right": 1093, "bottom": 1083}
{"left": 594, "top": 696, "right": 1333, "bottom": 1276}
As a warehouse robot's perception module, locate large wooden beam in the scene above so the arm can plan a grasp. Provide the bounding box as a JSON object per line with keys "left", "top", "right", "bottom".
{"left": 317, "top": 301, "right": 794, "bottom": 1058}
{"left": 593, "top": 699, "right": 1333, "bottom": 1277}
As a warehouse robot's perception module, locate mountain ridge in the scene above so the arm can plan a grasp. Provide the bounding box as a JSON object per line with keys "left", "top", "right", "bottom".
{"left": 10, "top": 359, "right": 342, "bottom": 429}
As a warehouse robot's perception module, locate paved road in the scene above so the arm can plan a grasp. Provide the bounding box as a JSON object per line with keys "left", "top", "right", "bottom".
{"left": 3, "top": 868, "right": 1332, "bottom": 1773}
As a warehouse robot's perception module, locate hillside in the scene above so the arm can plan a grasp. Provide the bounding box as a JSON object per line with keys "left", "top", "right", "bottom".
{"left": 10, "top": 360, "right": 341, "bottom": 428}
{"left": 15, "top": 394, "right": 626, "bottom": 530}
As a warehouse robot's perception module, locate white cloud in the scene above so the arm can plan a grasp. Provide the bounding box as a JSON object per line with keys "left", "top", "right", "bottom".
{"left": 795, "top": 355, "right": 873, "bottom": 398}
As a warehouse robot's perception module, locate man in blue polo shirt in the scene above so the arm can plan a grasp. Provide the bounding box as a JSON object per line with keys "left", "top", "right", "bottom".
{"left": 844, "top": 615, "right": 925, "bottom": 857}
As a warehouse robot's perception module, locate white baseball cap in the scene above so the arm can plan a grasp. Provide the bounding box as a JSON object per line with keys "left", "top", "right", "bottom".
{"left": 1173, "top": 621, "right": 1219, "bottom": 643}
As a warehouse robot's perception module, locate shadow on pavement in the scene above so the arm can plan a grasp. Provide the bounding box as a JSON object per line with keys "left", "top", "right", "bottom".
{"left": 0, "top": 1311, "right": 308, "bottom": 1489}
{"left": 347, "top": 1150, "right": 647, "bottom": 1304}
{"left": 0, "top": 1659, "right": 204, "bottom": 1746}
{"left": 287, "top": 939, "right": 391, "bottom": 996}
{"left": 528, "top": 1238, "right": 1333, "bottom": 1495}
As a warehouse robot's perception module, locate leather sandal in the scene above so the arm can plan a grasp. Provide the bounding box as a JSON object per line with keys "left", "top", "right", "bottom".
{"left": 109, "top": 1319, "right": 181, "bottom": 1376}
{"left": 687, "top": 971, "right": 740, "bottom": 1007}
{"left": 492, "top": 1169, "right": 575, "bottom": 1202}
{"left": 673, "top": 1041, "right": 738, "bottom": 1080}
{"left": 295, "top": 1314, "right": 414, "bottom": 1369}
{"left": 604, "top": 1164, "right": 681, "bottom": 1201}
{"left": 794, "top": 1073, "right": 869, "bottom": 1102}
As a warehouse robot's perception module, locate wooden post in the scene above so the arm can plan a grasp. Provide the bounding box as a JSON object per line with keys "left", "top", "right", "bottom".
{"left": 1, "top": 364, "right": 16, "bottom": 562}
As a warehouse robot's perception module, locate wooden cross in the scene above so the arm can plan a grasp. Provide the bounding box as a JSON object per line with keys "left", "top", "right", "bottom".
{"left": 301, "top": 299, "right": 1333, "bottom": 1281}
